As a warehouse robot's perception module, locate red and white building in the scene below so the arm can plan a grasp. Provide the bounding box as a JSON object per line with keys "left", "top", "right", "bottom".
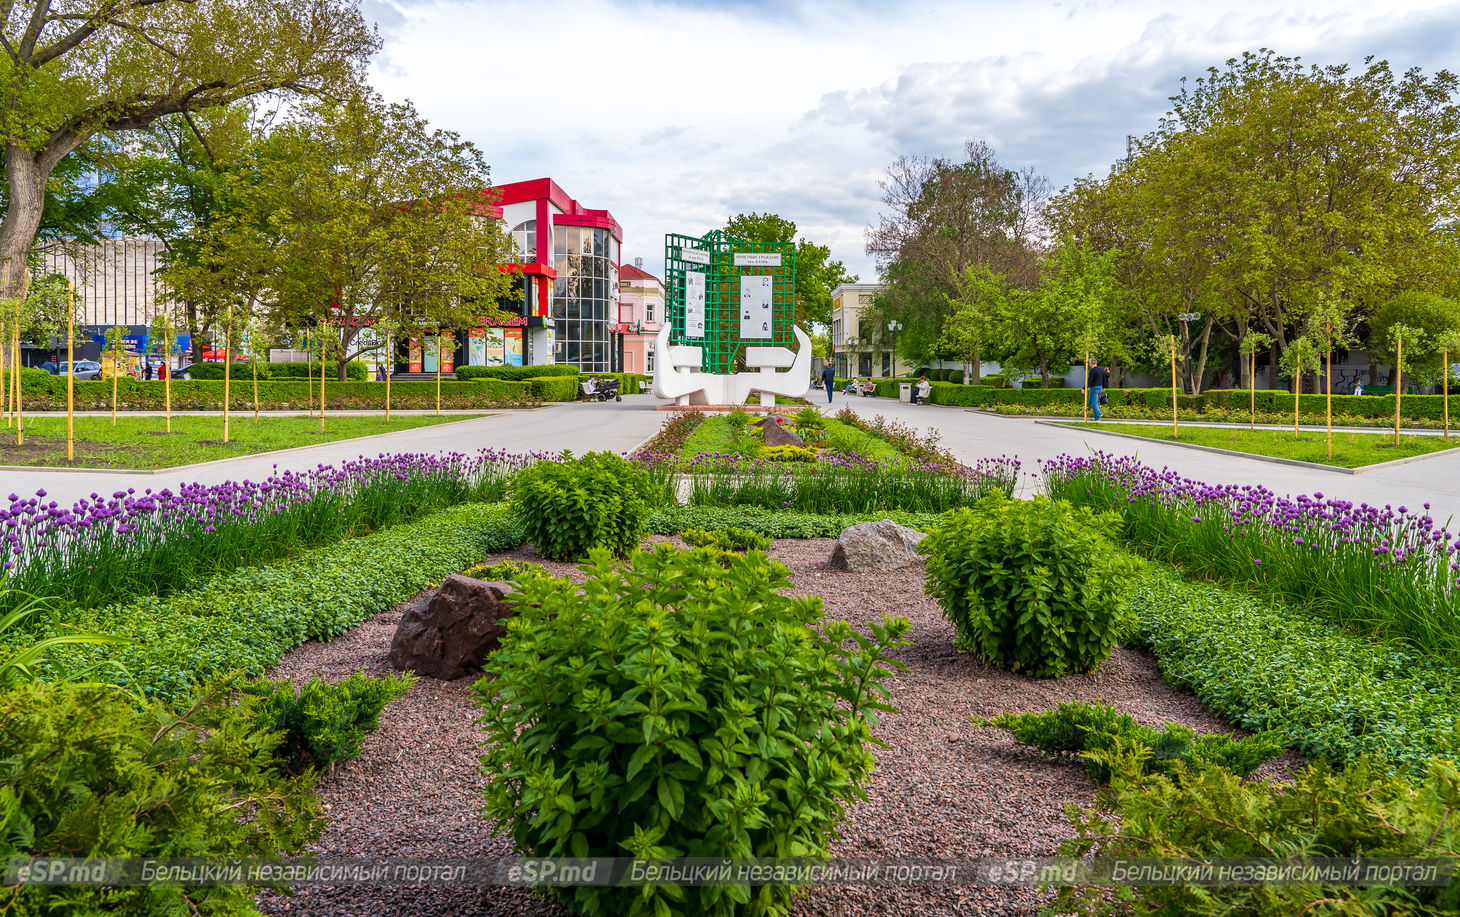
{"left": 490, "top": 177, "right": 623, "bottom": 372}
{"left": 615, "top": 259, "right": 663, "bottom": 375}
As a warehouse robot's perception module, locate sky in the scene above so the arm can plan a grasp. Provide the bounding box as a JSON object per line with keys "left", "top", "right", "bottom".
{"left": 362, "top": 0, "right": 1460, "bottom": 282}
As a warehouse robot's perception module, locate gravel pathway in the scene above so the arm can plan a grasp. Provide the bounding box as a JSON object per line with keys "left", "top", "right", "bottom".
{"left": 257, "top": 537, "right": 1296, "bottom": 917}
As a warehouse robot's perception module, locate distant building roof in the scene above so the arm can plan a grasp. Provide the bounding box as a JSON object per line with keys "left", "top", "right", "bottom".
{"left": 620, "top": 263, "right": 659, "bottom": 283}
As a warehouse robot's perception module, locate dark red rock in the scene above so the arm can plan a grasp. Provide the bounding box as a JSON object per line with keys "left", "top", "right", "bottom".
{"left": 387, "top": 575, "right": 517, "bottom": 680}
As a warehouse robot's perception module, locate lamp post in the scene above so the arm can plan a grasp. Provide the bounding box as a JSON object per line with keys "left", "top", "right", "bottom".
{"left": 887, "top": 320, "right": 903, "bottom": 379}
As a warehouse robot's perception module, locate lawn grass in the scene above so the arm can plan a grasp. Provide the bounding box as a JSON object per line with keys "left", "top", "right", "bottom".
{"left": 0, "top": 413, "right": 490, "bottom": 469}
{"left": 678, "top": 415, "right": 904, "bottom": 464}
{"left": 1062, "top": 422, "right": 1460, "bottom": 468}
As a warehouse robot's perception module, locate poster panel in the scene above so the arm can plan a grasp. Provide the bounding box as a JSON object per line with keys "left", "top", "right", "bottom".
{"left": 441, "top": 334, "right": 455, "bottom": 374}
{"left": 486, "top": 328, "right": 505, "bottom": 366}
{"left": 468, "top": 328, "right": 487, "bottom": 366}
{"left": 685, "top": 271, "right": 706, "bottom": 338}
{"left": 422, "top": 335, "right": 438, "bottom": 373}
{"left": 739, "top": 275, "right": 773, "bottom": 339}
{"left": 408, "top": 338, "right": 423, "bottom": 374}
{"left": 505, "top": 328, "right": 523, "bottom": 367}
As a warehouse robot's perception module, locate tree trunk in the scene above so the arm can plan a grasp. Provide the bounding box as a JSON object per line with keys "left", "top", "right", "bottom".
{"left": 1190, "top": 323, "right": 1214, "bottom": 395}
{"left": 0, "top": 147, "right": 47, "bottom": 299}
{"left": 188, "top": 303, "right": 204, "bottom": 366}
{"left": 970, "top": 342, "right": 981, "bottom": 384}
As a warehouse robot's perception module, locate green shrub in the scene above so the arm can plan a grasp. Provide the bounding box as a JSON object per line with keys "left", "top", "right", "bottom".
{"left": 646, "top": 505, "right": 948, "bottom": 539}
{"left": 524, "top": 374, "right": 581, "bottom": 401}
{"left": 13, "top": 503, "right": 524, "bottom": 705}
{"left": 461, "top": 559, "right": 548, "bottom": 581}
{"left": 0, "top": 679, "right": 321, "bottom": 914}
{"left": 791, "top": 406, "right": 826, "bottom": 441}
{"left": 1129, "top": 566, "right": 1460, "bottom": 776}
{"left": 244, "top": 672, "right": 414, "bottom": 776}
{"left": 455, "top": 364, "right": 579, "bottom": 381}
{"left": 680, "top": 525, "right": 773, "bottom": 553}
{"left": 5, "top": 376, "right": 534, "bottom": 411}
{"left": 760, "top": 443, "right": 819, "bottom": 462}
{"left": 920, "top": 496, "right": 1139, "bottom": 677}
{"left": 188, "top": 361, "right": 369, "bottom": 381}
{"left": 477, "top": 545, "right": 911, "bottom": 917}
{"left": 1054, "top": 756, "right": 1460, "bottom": 917}
{"left": 979, "top": 701, "right": 1285, "bottom": 783}
{"left": 512, "top": 453, "right": 650, "bottom": 560}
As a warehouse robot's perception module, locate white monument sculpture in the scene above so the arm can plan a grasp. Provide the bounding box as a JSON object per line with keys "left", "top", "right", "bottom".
{"left": 650, "top": 323, "right": 813, "bottom": 407}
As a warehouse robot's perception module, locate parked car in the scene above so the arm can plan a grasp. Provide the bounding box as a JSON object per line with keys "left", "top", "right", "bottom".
{"left": 40, "top": 360, "right": 103, "bottom": 380}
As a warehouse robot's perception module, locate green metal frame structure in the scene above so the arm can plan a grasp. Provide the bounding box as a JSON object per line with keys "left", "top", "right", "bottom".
{"left": 663, "top": 230, "right": 797, "bottom": 374}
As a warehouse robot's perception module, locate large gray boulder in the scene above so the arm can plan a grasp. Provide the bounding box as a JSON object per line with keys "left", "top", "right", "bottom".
{"left": 829, "top": 520, "right": 927, "bottom": 572}
{"left": 389, "top": 575, "right": 517, "bottom": 680}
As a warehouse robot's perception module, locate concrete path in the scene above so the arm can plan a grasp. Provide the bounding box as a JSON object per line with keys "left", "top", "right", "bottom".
{"left": 0, "top": 395, "right": 667, "bottom": 507}
{"left": 821, "top": 393, "right": 1460, "bottom": 526}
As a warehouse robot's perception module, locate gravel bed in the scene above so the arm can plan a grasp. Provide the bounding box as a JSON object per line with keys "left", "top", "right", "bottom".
{"left": 257, "top": 537, "right": 1297, "bottom": 917}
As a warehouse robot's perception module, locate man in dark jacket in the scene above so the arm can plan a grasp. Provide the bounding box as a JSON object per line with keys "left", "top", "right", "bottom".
{"left": 820, "top": 364, "right": 836, "bottom": 403}
{"left": 1087, "top": 358, "right": 1109, "bottom": 420}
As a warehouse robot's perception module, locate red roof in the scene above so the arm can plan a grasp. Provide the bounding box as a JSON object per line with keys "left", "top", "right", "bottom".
{"left": 620, "top": 263, "right": 659, "bottom": 282}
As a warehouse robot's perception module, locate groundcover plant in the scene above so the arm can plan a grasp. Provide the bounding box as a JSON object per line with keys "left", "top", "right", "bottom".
{"left": 1043, "top": 451, "right": 1460, "bottom": 659}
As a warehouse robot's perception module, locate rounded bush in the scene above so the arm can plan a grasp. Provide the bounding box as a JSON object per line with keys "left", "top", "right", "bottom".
{"left": 920, "top": 495, "right": 1138, "bottom": 677}
{"left": 477, "top": 545, "right": 910, "bottom": 917}
{"left": 511, "top": 452, "right": 650, "bottom": 560}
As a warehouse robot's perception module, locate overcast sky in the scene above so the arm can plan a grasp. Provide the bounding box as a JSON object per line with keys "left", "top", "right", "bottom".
{"left": 362, "top": 0, "right": 1460, "bottom": 281}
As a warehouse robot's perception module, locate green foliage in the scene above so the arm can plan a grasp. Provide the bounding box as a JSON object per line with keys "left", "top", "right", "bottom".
{"left": 477, "top": 545, "right": 910, "bottom": 916}
{"left": 187, "top": 360, "right": 370, "bottom": 381}
{"left": 724, "top": 407, "right": 752, "bottom": 436}
{"left": 790, "top": 406, "right": 826, "bottom": 441}
{"left": 461, "top": 559, "right": 548, "bottom": 582}
{"left": 512, "top": 453, "right": 650, "bottom": 561}
{"left": 523, "top": 374, "right": 582, "bottom": 401}
{"left": 9, "top": 503, "right": 524, "bottom": 705}
{"left": 1054, "top": 756, "right": 1460, "bottom": 916}
{"left": 1, "top": 374, "right": 532, "bottom": 410}
{"left": 979, "top": 701, "right": 1285, "bottom": 783}
{"left": 455, "top": 364, "right": 579, "bottom": 381}
{"left": 243, "top": 672, "right": 414, "bottom": 776}
{"left": 0, "top": 679, "right": 322, "bottom": 914}
{"left": 759, "top": 444, "right": 819, "bottom": 462}
{"left": 680, "top": 526, "right": 773, "bottom": 554}
{"left": 920, "top": 496, "right": 1139, "bottom": 677}
{"left": 1371, "top": 292, "right": 1460, "bottom": 382}
{"left": 724, "top": 212, "right": 855, "bottom": 327}
{"left": 1128, "top": 567, "right": 1460, "bottom": 776}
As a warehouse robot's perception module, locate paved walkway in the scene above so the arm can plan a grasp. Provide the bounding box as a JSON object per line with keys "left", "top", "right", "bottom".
{"left": 0, "top": 396, "right": 667, "bottom": 507}
{"left": 822, "top": 394, "right": 1460, "bottom": 525}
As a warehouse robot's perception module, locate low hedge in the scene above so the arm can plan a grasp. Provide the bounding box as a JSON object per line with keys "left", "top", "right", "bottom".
{"left": 3, "top": 375, "right": 535, "bottom": 410}
{"left": 523, "top": 375, "right": 581, "bottom": 401}
{"left": 455, "top": 364, "right": 578, "bottom": 381}
{"left": 646, "top": 504, "right": 948, "bottom": 538}
{"left": 18, "top": 503, "right": 526, "bottom": 705}
{"left": 187, "top": 361, "right": 370, "bottom": 381}
{"left": 1130, "top": 565, "right": 1460, "bottom": 778}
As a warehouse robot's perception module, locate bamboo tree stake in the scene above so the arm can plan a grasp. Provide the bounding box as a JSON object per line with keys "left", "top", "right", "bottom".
{"left": 1249, "top": 348, "right": 1256, "bottom": 431}
{"left": 435, "top": 332, "right": 442, "bottom": 417}
{"left": 305, "top": 333, "right": 313, "bottom": 412}
{"left": 1292, "top": 380, "right": 1300, "bottom": 437}
{"left": 1, "top": 316, "right": 8, "bottom": 427}
{"left": 1169, "top": 335, "right": 1179, "bottom": 438}
{"left": 13, "top": 323, "right": 21, "bottom": 445}
{"left": 110, "top": 336, "right": 119, "bottom": 426}
{"left": 252, "top": 356, "right": 259, "bottom": 422}
{"left": 1082, "top": 345, "right": 1089, "bottom": 422}
{"left": 319, "top": 335, "right": 326, "bottom": 433}
{"left": 66, "top": 280, "right": 74, "bottom": 462}
{"left": 384, "top": 333, "right": 392, "bottom": 421}
{"left": 1444, "top": 344, "right": 1450, "bottom": 440}
{"left": 1394, "top": 335, "right": 1403, "bottom": 447}
{"left": 1325, "top": 320, "right": 1333, "bottom": 459}
{"left": 223, "top": 306, "right": 231, "bottom": 443}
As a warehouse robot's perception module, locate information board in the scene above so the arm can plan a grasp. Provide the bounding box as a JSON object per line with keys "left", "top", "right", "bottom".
{"left": 685, "top": 271, "right": 706, "bottom": 338}
{"left": 681, "top": 247, "right": 711, "bottom": 265}
{"left": 734, "top": 252, "right": 782, "bottom": 267}
{"left": 739, "top": 275, "right": 773, "bottom": 339}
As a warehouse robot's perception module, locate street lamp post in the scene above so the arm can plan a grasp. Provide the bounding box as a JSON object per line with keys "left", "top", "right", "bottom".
{"left": 887, "top": 320, "right": 903, "bottom": 378}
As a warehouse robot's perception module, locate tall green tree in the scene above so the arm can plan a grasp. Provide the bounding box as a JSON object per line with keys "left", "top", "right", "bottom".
{"left": 721, "top": 212, "right": 854, "bottom": 328}
{"left": 940, "top": 265, "right": 1006, "bottom": 384}
{"left": 181, "top": 94, "right": 517, "bottom": 381}
{"left": 0, "top": 0, "right": 377, "bottom": 297}
{"left": 1369, "top": 292, "right": 1460, "bottom": 385}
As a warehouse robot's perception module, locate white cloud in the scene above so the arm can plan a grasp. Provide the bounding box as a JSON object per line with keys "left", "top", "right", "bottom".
{"left": 366, "top": 0, "right": 1460, "bottom": 280}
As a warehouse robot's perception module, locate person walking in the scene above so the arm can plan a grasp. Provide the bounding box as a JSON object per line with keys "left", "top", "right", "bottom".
{"left": 1087, "top": 358, "right": 1109, "bottom": 420}
{"left": 820, "top": 363, "right": 836, "bottom": 403}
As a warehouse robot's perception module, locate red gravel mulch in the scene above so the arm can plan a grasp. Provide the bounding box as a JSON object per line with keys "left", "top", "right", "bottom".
{"left": 257, "top": 537, "right": 1296, "bottom": 917}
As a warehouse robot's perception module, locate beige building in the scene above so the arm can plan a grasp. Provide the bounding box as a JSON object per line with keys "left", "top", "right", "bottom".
{"left": 830, "top": 282, "right": 889, "bottom": 377}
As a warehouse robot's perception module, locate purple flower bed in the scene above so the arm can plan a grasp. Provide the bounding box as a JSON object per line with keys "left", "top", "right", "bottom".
{"left": 0, "top": 449, "right": 533, "bottom": 615}
{"left": 1042, "top": 451, "right": 1460, "bottom": 659}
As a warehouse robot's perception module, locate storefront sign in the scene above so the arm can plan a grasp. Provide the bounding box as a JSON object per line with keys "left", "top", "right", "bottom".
{"left": 680, "top": 247, "right": 711, "bottom": 265}
{"left": 685, "top": 271, "right": 706, "bottom": 338}
{"left": 733, "top": 252, "right": 781, "bottom": 267}
{"left": 739, "top": 275, "right": 773, "bottom": 339}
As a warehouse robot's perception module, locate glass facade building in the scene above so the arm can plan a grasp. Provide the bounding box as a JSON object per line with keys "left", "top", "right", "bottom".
{"left": 552, "top": 224, "right": 619, "bottom": 372}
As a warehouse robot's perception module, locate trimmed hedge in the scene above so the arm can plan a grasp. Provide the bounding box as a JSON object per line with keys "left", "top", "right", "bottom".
{"left": 1130, "top": 565, "right": 1460, "bottom": 778}
{"left": 523, "top": 375, "right": 581, "bottom": 401}
{"left": 2, "top": 374, "right": 535, "bottom": 410}
{"left": 455, "top": 364, "right": 578, "bottom": 381}
{"left": 188, "top": 361, "right": 370, "bottom": 381}
{"left": 19, "top": 503, "right": 525, "bottom": 706}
